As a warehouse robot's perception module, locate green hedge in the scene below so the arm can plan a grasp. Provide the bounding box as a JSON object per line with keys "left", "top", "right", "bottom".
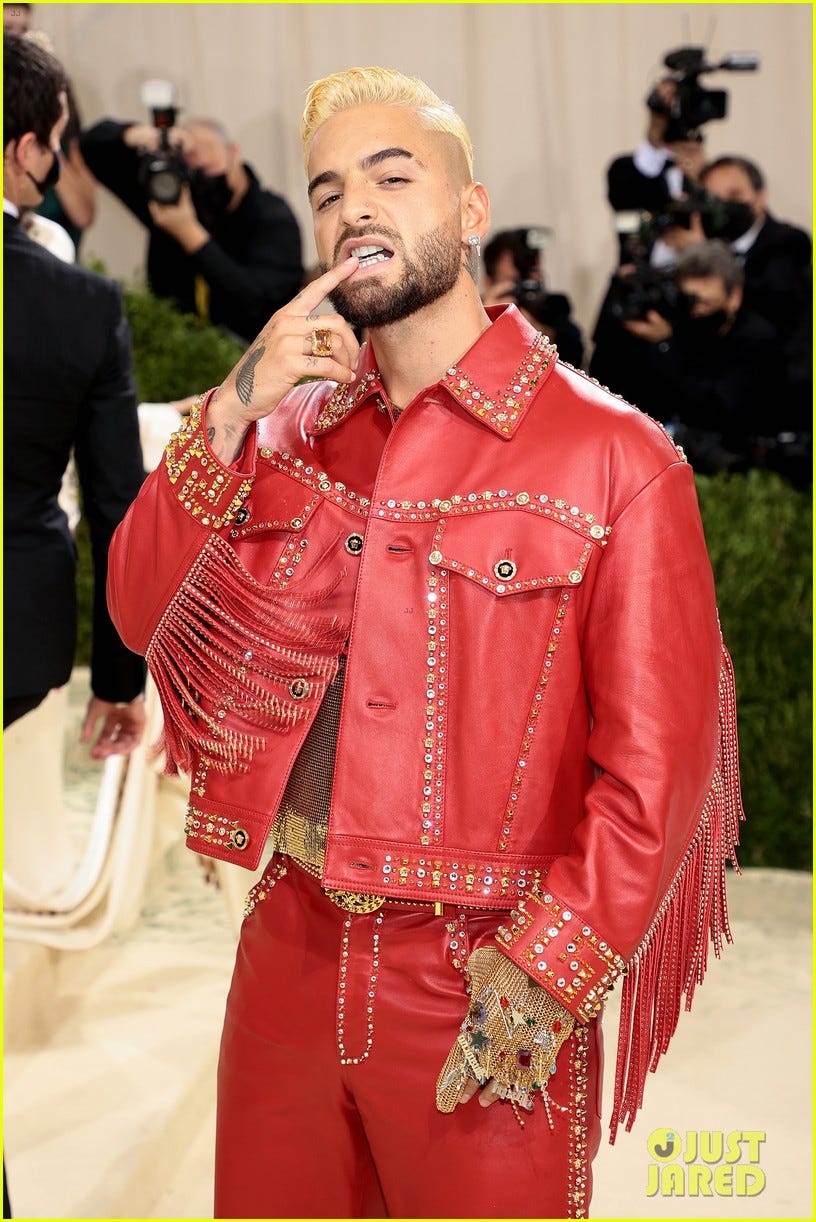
{"left": 75, "top": 287, "right": 812, "bottom": 868}
{"left": 696, "top": 470, "right": 812, "bottom": 868}
{"left": 122, "top": 285, "right": 244, "bottom": 402}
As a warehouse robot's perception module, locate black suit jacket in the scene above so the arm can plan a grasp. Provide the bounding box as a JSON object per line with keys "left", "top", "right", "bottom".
{"left": 4, "top": 212, "right": 146, "bottom": 702}
{"left": 605, "top": 153, "right": 696, "bottom": 263}
{"left": 741, "top": 213, "right": 812, "bottom": 333}
{"left": 80, "top": 120, "right": 303, "bottom": 342}
{"left": 742, "top": 213, "right": 812, "bottom": 424}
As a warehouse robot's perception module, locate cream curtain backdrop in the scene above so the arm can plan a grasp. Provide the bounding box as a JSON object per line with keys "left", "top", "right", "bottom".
{"left": 38, "top": 2, "right": 811, "bottom": 346}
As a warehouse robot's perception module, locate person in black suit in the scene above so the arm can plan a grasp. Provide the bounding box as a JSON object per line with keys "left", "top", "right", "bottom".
{"left": 3, "top": 33, "right": 146, "bottom": 750}
{"left": 653, "top": 156, "right": 812, "bottom": 439}
{"left": 691, "top": 158, "right": 811, "bottom": 328}
{"left": 80, "top": 110, "right": 303, "bottom": 343}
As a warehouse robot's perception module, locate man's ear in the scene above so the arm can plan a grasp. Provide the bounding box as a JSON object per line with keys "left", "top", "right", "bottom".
{"left": 460, "top": 181, "right": 490, "bottom": 243}
{"left": 5, "top": 131, "right": 37, "bottom": 167}
{"left": 728, "top": 285, "right": 743, "bottom": 315}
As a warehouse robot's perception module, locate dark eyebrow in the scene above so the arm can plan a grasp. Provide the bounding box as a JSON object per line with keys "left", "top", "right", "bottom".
{"left": 307, "top": 169, "right": 340, "bottom": 199}
{"left": 360, "top": 147, "right": 424, "bottom": 172}
{"left": 307, "top": 147, "right": 425, "bottom": 199}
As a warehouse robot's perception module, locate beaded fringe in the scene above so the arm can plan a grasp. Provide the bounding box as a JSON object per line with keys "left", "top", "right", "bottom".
{"left": 609, "top": 643, "right": 744, "bottom": 1142}
{"left": 145, "top": 534, "right": 347, "bottom": 775}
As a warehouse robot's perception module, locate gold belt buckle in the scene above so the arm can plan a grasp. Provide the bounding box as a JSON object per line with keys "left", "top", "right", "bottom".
{"left": 324, "top": 887, "right": 386, "bottom": 914}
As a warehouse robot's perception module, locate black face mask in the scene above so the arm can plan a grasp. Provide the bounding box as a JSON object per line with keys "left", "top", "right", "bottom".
{"left": 717, "top": 200, "right": 756, "bottom": 243}
{"left": 26, "top": 146, "right": 61, "bottom": 196}
{"left": 189, "top": 170, "right": 232, "bottom": 220}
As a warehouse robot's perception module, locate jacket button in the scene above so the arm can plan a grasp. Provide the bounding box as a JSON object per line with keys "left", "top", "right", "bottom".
{"left": 229, "top": 828, "right": 249, "bottom": 850}
{"left": 568, "top": 570, "right": 583, "bottom": 584}
{"left": 590, "top": 524, "right": 605, "bottom": 540}
{"left": 493, "top": 558, "right": 517, "bottom": 581}
{"left": 289, "top": 677, "right": 310, "bottom": 699}
{"left": 429, "top": 550, "right": 443, "bottom": 565}
{"left": 345, "top": 532, "right": 364, "bottom": 555}
{"left": 234, "top": 506, "right": 251, "bottom": 526}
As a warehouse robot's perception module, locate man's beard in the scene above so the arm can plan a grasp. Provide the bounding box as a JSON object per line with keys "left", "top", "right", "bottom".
{"left": 324, "top": 221, "right": 462, "bottom": 330}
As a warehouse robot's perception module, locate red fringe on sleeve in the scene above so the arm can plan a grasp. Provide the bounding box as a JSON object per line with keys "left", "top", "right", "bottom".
{"left": 145, "top": 533, "right": 348, "bottom": 776}
{"left": 609, "top": 643, "right": 744, "bottom": 1141}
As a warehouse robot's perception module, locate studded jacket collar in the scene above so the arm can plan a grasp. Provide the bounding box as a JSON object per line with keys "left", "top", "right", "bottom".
{"left": 308, "top": 304, "right": 556, "bottom": 439}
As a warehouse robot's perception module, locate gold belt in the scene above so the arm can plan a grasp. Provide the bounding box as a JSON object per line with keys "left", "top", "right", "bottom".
{"left": 283, "top": 858, "right": 449, "bottom": 916}
{"left": 324, "top": 887, "right": 447, "bottom": 916}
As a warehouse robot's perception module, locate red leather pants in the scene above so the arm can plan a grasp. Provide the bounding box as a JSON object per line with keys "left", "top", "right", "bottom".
{"left": 215, "top": 859, "right": 603, "bottom": 1218}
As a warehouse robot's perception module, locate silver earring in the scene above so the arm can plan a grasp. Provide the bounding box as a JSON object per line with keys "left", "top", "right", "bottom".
{"left": 467, "top": 234, "right": 481, "bottom": 256}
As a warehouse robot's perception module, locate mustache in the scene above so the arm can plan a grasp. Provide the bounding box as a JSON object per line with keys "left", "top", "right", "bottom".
{"left": 332, "top": 225, "right": 403, "bottom": 264}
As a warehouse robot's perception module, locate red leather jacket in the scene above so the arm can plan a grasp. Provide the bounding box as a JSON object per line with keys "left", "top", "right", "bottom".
{"left": 108, "top": 306, "right": 742, "bottom": 1132}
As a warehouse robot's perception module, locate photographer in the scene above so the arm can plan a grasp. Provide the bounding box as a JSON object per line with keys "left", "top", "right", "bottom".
{"left": 80, "top": 113, "right": 303, "bottom": 342}
{"left": 482, "top": 227, "right": 584, "bottom": 366}
{"left": 606, "top": 78, "right": 707, "bottom": 267}
{"left": 656, "top": 156, "right": 811, "bottom": 432}
{"left": 621, "top": 240, "right": 779, "bottom": 473}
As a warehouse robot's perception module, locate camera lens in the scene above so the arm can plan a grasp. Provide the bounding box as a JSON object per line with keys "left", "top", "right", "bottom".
{"left": 150, "top": 169, "right": 182, "bottom": 204}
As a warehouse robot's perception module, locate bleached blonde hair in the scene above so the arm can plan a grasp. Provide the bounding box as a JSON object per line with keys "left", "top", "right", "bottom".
{"left": 301, "top": 66, "right": 474, "bottom": 181}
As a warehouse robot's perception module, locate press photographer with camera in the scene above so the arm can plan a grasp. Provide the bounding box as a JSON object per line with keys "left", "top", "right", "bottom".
{"left": 482, "top": 227, "right": 584, "bottom": 366}
{"left": 606, "top": 48, "right": 758, "bottom": 266}
{"left": 80, "top": 87, "right": 303, "bottom": 342}
{"left": 619, "top": 240, "right": 780, "bottom": 474}
{"left": 606, "top": 76, "right": 706, "bottom": 267}
{"left": 662, "top": 156, "right": 812, "bottom": 427}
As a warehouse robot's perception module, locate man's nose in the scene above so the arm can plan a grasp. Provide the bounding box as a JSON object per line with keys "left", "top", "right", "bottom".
{"left": 339, "top": 180, "right": 377, "bottom": 227}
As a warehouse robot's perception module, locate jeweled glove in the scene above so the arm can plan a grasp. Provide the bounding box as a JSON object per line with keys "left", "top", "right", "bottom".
{"left": 436, "top": 946, "right": 575, "bottom": 1120}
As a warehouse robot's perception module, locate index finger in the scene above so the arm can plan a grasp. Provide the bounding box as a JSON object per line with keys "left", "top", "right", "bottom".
{"left": 296, "top": 256, "right": 359, "bottom": 315}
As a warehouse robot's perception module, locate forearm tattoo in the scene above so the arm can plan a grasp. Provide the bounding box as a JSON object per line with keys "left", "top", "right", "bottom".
{"left": 236, "top": 343, "right": 265, "bottom": 406}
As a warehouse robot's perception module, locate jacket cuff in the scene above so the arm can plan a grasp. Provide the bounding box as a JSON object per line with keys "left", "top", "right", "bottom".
{"left": 164, "top": 389, "right": 254, "bottom": 528}
{"left": 496, "top": 892, "right": 627, "bottom": 1023}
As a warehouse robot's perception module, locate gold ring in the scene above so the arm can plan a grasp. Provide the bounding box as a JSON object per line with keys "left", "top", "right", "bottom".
{"left": 310, "top": 327, "right": 333, "bottom": 358}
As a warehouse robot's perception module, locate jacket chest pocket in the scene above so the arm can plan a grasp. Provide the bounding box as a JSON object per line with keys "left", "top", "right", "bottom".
{"left": 429, "top": 509, "right": 602, "bottom": 597}
{"left": 227, "top": 468, "right": 347, "bottom": 591}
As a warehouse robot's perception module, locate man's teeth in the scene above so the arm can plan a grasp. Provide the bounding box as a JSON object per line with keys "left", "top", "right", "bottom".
{"left": 354, "top": 245, "right": 391, "bottom": 266}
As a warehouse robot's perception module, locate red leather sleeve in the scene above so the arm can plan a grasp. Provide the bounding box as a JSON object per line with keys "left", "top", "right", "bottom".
{"left": 107, "top": 390, "right": 257, "bottom": 656}
{"left": 496, "top": 461, "right": 723, "bottom": 1016}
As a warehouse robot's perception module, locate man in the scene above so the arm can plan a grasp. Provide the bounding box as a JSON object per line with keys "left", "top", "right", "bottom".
{"left": 665, "top": 156, "right": 812, "bottom": 330}
{"left": 4, "top": 33, "right": 145, "bottom": 748}
{"left": 621, "top": 240, "right": 779, "bottom": 472}
{"left": 648, "top": 155, "right": 812, "bottom": 446}
{"left": 605, "top": 78, "right": 707, "bottom": 265}
{"left": 80, "top": 112, "right": 303, "bottom": 342}
{"left": 3, "top": 5, "right": 98, "bottom": 253}
{"left": 590, "top": 78, "right": 709, "bottom": 397}
{"left": 696, "top": 157, "right": 811, "bottom": 432}
{"left": 4, "top": 33, "right": 146, "bottom": 1217}
{"left": 109, "top": 67, "right": 742, "bottom": 1218}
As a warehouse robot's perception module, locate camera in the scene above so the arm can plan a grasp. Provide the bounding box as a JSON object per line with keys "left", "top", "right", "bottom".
{"left": 647, "top": 45, "right": 759, "bottom": 142}
{"left": 511, "top": 279, "right": 572, "bottom": 330}
{"left": 615, "top": 189, "right": 756, "bottom": 266}
{"left": 605, "top": 265, "right": 695, "bottom": 324}
{"left": 136, "top": 79, "right": 189, "bottom": 205}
